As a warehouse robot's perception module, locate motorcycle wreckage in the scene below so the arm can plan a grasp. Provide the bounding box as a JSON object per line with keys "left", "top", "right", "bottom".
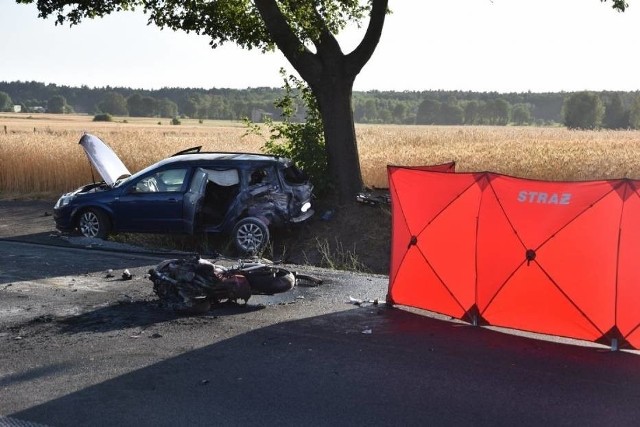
{"left": 149, "top": 255, "right": 316, "bottom": 313}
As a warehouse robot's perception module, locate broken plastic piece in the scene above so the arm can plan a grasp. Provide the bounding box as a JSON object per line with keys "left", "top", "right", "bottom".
{"left": 349, "top": 296, "right": 363, "bottom": 305}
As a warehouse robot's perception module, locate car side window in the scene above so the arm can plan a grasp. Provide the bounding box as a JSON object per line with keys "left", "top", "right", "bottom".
{"left": 156, "top": 168, "right": 189, "bottom": 192}
{"left": 133, "top": 168, "right": 188, "bottom": 193}
{"left": 134, "top": 177, "right": 160, "bottom": 193}
{"left": 248, "top": 167, "right": 275, "bottom": 187}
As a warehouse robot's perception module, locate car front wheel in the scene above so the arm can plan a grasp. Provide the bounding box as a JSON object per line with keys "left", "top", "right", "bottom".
{"left": 232, "top": 217, "right": 270, "bottom": 255}
{"left": 78, "top": 208, "right": 110, "bottom": 239}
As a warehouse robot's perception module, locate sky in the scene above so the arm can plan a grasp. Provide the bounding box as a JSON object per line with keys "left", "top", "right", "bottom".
{"left": 1, "top": 0, "right": 639, "bottom": 93}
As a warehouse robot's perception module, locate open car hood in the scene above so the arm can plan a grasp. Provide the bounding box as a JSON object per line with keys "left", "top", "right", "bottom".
{"left": 79, "top": 133, "right": 131, "bottom": 187}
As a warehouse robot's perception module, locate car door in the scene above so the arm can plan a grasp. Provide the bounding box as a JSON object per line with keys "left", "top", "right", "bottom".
{"left": 183, "top": 167, "right": 208, "bottom": 234}
{"left": 113, "top": 167, "right": 190, "bottom": 232}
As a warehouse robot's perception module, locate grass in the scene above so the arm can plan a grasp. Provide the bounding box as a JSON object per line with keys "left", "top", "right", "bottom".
{"left": 311, "top": 236, "right": 369, "bottom": 272}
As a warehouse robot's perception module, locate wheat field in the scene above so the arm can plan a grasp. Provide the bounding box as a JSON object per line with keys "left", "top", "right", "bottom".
{"left": 3, "top": 112, "right": 640, "bottom": 196}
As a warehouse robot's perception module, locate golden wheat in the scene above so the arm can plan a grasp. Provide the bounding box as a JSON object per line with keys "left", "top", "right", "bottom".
{"left": 3, "top": 113, "right": 640, "bottom": 196}
{"left": 0, "top": 114, "right": 263, "bottom": 195}
{"left": 357, "top": 125, "right": 640, "bottom": 188}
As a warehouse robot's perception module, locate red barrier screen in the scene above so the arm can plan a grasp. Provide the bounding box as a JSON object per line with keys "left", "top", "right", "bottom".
{"left": 388, "top": 166, "right": 640, "bottom": 349}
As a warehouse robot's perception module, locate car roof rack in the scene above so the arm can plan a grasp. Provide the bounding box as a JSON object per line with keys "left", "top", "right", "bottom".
{"left": 171, "top": 146, "right": 202, "bottom": 156}
{"left": 172, "top": 149, "right": 282, "bottom": 160}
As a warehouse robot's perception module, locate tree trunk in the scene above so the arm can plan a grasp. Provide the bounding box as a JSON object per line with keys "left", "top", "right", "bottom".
{"left": 313, "top": 77, "right": 363, "bottom": 202}
{"left": 254, "top": 0, "right": 388, "bottom": 202}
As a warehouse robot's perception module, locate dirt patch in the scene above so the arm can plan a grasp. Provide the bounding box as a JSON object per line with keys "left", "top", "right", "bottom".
{"left": 273, "top": 197, "right": 391, "bottom": 274}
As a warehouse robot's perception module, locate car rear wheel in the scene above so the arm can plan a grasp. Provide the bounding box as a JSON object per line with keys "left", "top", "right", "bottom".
{"left": 232, "top": 217, "right": 269, "bottom": 255}
{"left": 78, "top": 208, "right": 110, "bottom": 239}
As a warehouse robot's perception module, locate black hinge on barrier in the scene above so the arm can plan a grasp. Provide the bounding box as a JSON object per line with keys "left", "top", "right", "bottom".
{"left": 408, "top": 235, "right": 418, "bottom": 249}
{"left": 526, "top": 249, "right": 537, "bottom": 266}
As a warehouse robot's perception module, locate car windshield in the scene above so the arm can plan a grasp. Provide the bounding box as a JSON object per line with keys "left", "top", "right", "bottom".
{"left": 113, "top": 162, "right": 164, "bottom": 188}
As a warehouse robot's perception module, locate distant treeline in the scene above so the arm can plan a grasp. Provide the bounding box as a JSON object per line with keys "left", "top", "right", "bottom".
{"left": 1, "top": 80, "right": 639, "bottom": 127}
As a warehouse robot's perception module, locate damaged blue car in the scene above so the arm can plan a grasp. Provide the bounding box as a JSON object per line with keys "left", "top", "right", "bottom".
{"left": 54, "top": 134, "right": 314, "bottom": 253}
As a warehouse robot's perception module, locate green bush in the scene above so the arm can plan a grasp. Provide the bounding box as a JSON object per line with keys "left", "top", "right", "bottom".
{"left": 171, "top": 117, "right": 181, "bottom": 125}
{"left": 245, "top": 69, "right": 330, "bottom": 196}
{"left": 93, "top": 113, "right": 113, "bottom": 122}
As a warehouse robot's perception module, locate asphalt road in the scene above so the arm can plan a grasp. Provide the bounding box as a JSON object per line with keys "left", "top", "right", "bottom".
{"left": 2, "top": 201, "right": 640, "bottom": 426}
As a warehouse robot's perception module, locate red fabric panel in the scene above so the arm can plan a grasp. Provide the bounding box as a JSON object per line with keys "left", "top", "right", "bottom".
{"left": 414, "top": 176, "right": 482, "bottom": 316}
{"left": 475, "top": 176, "right": 527, "bottom": 314}
{"left": 390, "top": 248, "right": 468, "bottom": 319}
{"left": 485, "top": 175, "right": 617, "bottom": 249}
{"left": 388, "top": 167, "right": 640, "bottom": 349}
{"left": 479, "top": 176, "right": 621, "bottom": 340}
{"left": 481, "top": 263, "right": 603, "bottom": 341}
{"left": 388, "top": 165, "right": 461, "bottom": 313}
{"left": 530, "top": 189, "right": 621, "bottom": 337}
{"left": 616, "top": 181, "right": 640, "bottom": 347}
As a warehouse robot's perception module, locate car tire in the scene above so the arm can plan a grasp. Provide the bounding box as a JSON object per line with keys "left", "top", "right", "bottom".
{"left": 232, "top": 217, "right": 270, "bottom": 255}
{"left": 78, "top": 208, "right": 111, "bottom": 239}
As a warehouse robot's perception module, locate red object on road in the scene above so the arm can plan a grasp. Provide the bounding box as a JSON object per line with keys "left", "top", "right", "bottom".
{"left": 388, "top": 166, "right": 640, "bottom": 350}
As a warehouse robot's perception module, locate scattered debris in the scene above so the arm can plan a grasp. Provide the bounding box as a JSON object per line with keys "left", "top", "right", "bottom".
{"left": 149, "top": 333, "right": 162, "bottom": 339}
{"left": 30, "top": 314, "right": 55, "bottom": 324}
{"left": 356, "top": 190, "right": 390, "bottom": 206}
{"left": 349, "top": 296, "right": 363, "bottom": 306}
{"left": 361, "top": 329, "right": 373, "bottom": 335}
{"left": 348, "top": 296, "right": 383, "bottom": 307}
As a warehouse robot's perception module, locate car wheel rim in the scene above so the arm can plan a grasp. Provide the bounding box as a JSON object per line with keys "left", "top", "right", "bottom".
{"left": 237, "top": 223, "right": 264, "bottom": 251}
{"left": 79, "top": 212, "right": 100, "bottom": 237}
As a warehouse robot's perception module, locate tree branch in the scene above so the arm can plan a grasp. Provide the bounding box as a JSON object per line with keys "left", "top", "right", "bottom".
{"left": 601, "top": 0, "right": 629, "bottom": 12}
{"left": 345, "top": 0, "right": 388, "bottom": 76}
{"left": 253, "top": 0, "right": 320, "bottom": 82}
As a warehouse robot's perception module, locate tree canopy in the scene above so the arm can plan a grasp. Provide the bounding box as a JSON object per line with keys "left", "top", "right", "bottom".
{"left": 0, "top": 91, "right": 12, "bottom": 112}
{"left": 563, "top": 91, "right": 605, "bottom": 130}
{"left": 47, "top": 94, "right": 70, "bottom": 114}
{"left": 603, "top": 0, "right": 629, "bottom": 11}
{"left": 99, "top": 91, "right": 128, "bottom": 116}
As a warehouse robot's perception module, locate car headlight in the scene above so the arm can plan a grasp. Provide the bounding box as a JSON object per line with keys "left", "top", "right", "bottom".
{"left": 55, "top": 195, "right": 74, "bottom": 209}
{"left": 301, "top": 202, "right": 311, "bottom": 213}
